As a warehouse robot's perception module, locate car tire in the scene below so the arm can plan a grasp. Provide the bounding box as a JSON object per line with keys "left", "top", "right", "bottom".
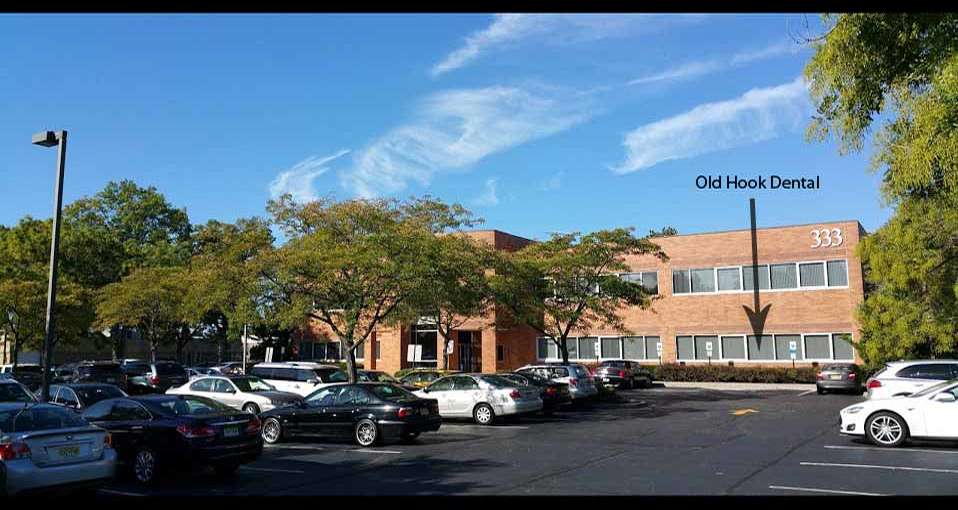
{"left": 473, "top": 403, "right": 495, "bottom": 425}
{"left": 865, "top": 411, "right": 909, "bottom": 448}
{"left": 262, "top": 417, "right": 285, "bottom": 444}
{"left": 817, "top": 387, "right": 825, "bottom": 395}
{"left": 132, "top": 447, "right": 160, "bottom": 485}
{"left": 355, "top": 419, "right": 379, "bottom": 447}
{"left": 242, "top": 403, "right": 261, "bottom": 415}
{"left": 213, "top": 463, "right": 241, "bottom": 477}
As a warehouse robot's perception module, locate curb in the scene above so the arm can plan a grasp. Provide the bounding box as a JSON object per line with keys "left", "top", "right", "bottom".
{"left": 660, "top": 381, "right": 816, "bottom": 392}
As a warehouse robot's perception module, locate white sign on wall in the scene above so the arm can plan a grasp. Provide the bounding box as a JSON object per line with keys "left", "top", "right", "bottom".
{"left": 705, "top": 341, "right": 714, "bottom": 357}
{"left": 446, "top": 341, "right": 454, "bottom": 354}
{"left": 407, "top": 344, "right": 423, "bottom": 362}
{"left": 656, "top": 341, "right": 662, "bottom": 356}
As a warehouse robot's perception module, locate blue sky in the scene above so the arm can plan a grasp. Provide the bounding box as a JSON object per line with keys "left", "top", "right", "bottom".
{"left": 0, "top": 14, "right": 891, "bottom": 240}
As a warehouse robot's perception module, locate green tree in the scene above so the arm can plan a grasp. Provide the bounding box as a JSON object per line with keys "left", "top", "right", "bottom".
{"left": 491, "top": 229, "right": 666, "bottom": 364}
{"left": 649, "top": 226, "right": 678, "bottom": 237}
{"left": 805, "top": 14, "right": 958, "bottom": 365}
{"left": 263, "top": 194, "right": 478, "bottom": 382}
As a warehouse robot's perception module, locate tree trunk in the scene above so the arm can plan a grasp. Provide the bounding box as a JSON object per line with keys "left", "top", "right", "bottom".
{"left": 559, "top": 337, "right": 570, "bottom": 364}
{"left": 438, "top": 328, "right": 452, "bottom": 370}
{"left": 150, "top": 339, "right": 157, "bottom": 364}
{"left": 344, "top": 339, "right": 358, "bottom": 383}
{"left": 111, "top": 325, "right": 125, "bottom": 361}
{"left": 11, "top": 336, "right": 20, "bottom": 371}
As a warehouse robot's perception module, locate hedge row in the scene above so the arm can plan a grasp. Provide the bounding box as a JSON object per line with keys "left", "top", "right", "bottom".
{"left": 648, "top": 363, "right": 818, "bottom": 383}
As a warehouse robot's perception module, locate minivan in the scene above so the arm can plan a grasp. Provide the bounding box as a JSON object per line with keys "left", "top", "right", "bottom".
{"left": 248, "top": 362, "right": 348, "bottom": 397}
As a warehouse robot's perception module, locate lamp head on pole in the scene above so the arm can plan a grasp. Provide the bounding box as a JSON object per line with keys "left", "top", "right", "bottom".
{"left": 32, "top": 131, "right": 60, "bottom": 147}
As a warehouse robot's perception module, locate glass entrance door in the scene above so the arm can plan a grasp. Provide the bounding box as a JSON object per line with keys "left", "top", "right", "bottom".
{"left": 457, "top": 331, "right": 481, "bottom": 372}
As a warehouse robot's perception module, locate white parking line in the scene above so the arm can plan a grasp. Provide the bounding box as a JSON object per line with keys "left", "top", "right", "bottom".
{"left": 797, "top": 389, "right": 817, "bottom": 397}
{"left": 801, "top": 461, "right": 958, "bottom": 474}
{"left": 265, "top": 444, "right": 325, "bottom": 450}
{"left": 348, "top": 449, "right": 402, "bottom": 454}
{"left": 240, "top": 466, "right": 307, "bottom": 474}
{"left": 768, "top": 485, "right": 886, "bottom": 496}
{"left": 825, "top": 445, "right": 958, "bottom": 454}
{"left": 444, "top": 424, "right": 530, "bottom": 430}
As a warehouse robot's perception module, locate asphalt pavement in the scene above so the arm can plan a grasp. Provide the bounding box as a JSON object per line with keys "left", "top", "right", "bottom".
{"left": 94, "top": 386, "right": 958, "bottom": 496}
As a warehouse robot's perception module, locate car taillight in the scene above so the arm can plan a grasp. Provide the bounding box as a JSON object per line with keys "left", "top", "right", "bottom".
{"left": 545, "top": 386, "right": 557, "bottom": 395}
{"left": 149, "top": 375, "right": 160, "bottom": 385}
{"left": 816, "top": 372, "right": 823, "bottom": 380}
{"left": 0, "top": 441, "right": 31, "bottom": 460}
{"left": 848, "top": 372, "right": 856, "bottom": 380}
{"left": 104, "top": 433, "right": 113, "bottom": 448}
{"left": 618, "top": 370, "right": 627, "bottom": 377}
{"left": 246, "top": 417, "right": 262, "bottom": 435}
{"left": 397, "top": 407, "right": 413, "bottom": 419}
{"left": 509, "top": 389, "right": 521, "bottom": 400}
{"left": 867, "top": 379, "right": 881, "bottom": 389}
{"left": 176, "top": 423, "right": 216, "bottom": 438}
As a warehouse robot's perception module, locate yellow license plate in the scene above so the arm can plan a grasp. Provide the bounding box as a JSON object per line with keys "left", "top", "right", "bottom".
{"left": 58, "top": 446, "right": 81, "bottom": 458}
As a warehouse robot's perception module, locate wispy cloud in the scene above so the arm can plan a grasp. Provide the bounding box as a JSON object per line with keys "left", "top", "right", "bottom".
{"left": 341, "top": 85, "right": 593, "bottom": 198}
{"left": 431, "top": 14, "right": 697, "bottom": 77}
{"left": 473, "top": 178, "right": 500, "bottom": 206}
{"left": 614, "top": 77, "right": 810, "bottom": 173}
{"left": 268, "top": 149, "right": 351, "bottom": 202}
{"left": 628, "top": 40, "right": 804, "bottom": 87}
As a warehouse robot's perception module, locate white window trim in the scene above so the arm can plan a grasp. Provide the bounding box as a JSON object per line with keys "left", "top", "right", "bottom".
{"left": 537, "top": 335, "right": 664, "bottom": 363}
{"left": 670, "top": 259, "right": 850, "bottom": 297}
{"left": 672, "top": 332, "right": 854, "bottom": 363}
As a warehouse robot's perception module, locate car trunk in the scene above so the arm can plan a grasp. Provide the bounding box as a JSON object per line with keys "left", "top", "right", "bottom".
{"left": 20, "top": 426, "right": 106, "bottom": 467}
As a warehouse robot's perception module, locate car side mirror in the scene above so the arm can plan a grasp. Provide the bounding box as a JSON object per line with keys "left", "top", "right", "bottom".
{"left": 422, "top": 387, "right": 429, "bottom": 393}
{"left": 934, "top": 392, "right": 956, "bottom": 403}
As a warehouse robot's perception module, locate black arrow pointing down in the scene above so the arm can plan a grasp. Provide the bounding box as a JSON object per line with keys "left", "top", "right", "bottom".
{"left": 742, "top": 198, "right": 771, "bottom": 342}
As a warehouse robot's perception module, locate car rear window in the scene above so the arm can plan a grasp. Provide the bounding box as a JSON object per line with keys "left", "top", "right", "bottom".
{"left": 86, "top": 364, "right": 123, "bottom": 374}
{"left": 368, "top": 384, "right": 419, "bottom": 402}
{"left": 822, "top": 364, "right": 853, "bottom": 371}
{"left": 0, "top": 383, "right": 36, "bottom": 403}
{"left": 145, "top": 396, "right": 233, "bottom": 416}
{"left": 156, "top": 363, "right": 187, "bottom": 376}
{"left": 124, "top": 363, "right": 151, "bottom": 374}
{"left": 573, "top": 366, "right": 590, "bottom": 378}
{"left": 75, "top": 386, "right": 126, "bottom": 404}
{"left": 317, "top": 368, "right": 348, "bottom": 383}
{"left": 0, "top": 405, "right": 88, "bottom": 432}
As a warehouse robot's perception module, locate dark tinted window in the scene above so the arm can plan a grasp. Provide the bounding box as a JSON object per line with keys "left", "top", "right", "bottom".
{"left": 367, "top": 384, "right": 419, "bottom": 402}
{"left": 897, "top": 364, "right": 957, "bottom": 380}
{"left": 249, "top": 367, "right": 274, "bottom": 379}
{"left": 0, "top": 405, "right": 88, "bottom": 432}
{"left": 123, "top": 363, "right": 151, "bottom": 375}
{"left": 87, "top": 364, "right": 123, "bottom": 375}
{"left": 82, "top": 400, "right": 114, "bottom": 421}
{"left": 145, "top": 396, "right": 232, "bottom": 416}
{"left": 111, "top": 400, "right": 152, "bottom": 421}
{"left": 155, "top": 363, "right": 186, "bottom": 376}
{"left": 0, "top": 383, "right": 36, "bottom": 403}
{"left": 75, "top": 386, "right": 126, "bottom": 405}
{"left": 334, "top": 386, "right": 370, "bottom": 406}
{"left": 306, "top": 386, "right": 344, "bottom": 406}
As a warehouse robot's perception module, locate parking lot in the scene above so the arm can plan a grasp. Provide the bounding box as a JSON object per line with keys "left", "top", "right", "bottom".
{"left": 89, "top": 386, "right": 958, "bottom": 497}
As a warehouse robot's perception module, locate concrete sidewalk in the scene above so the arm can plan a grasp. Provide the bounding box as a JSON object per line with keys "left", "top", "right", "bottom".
{"left": 659, "top": 381, "right": 816, "bottom": 392}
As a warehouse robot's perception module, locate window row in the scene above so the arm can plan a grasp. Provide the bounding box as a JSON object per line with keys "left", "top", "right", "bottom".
{"left": 618, "top": 272, "right": 659, "bottom": 295}
{"left": 299, "top": 340, "right": 381, "bottom": 361}
{"left": 537, "top": 336, "right": 661, "bottom": 361}
{"left": 672, "top": 260, "right": 848, "bottom": 295}
{"left": 675, "top": 333, "right": 855, "bottom": 361}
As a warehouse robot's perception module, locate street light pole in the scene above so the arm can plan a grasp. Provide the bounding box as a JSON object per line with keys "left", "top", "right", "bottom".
{"left": 32, "top": 130, "right": 68, "bottom": 403}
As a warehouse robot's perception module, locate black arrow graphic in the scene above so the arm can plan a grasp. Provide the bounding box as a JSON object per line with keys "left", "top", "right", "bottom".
{"left": 743, "top": 198, "right": 770, "bottom": 343}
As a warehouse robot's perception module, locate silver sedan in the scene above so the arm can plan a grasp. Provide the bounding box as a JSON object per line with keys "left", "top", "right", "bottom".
{"left": 414, "top": 374, "right": 542, "bottom": 425}
{"left": 1, "top": 402, "right": 116, "bottom": 495}
{"left": 167, "top": 375, "right": 303, "bottom": 414}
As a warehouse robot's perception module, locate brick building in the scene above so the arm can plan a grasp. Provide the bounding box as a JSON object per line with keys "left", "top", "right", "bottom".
{"left": 293, "top": 220, "right": 866, "bottom": 374}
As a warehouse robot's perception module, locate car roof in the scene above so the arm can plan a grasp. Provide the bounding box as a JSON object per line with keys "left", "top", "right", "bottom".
{"left": 0, "top": 402, "right": 55, "bottom": 411}
{"left": 253, "top": 362, "right": 338, "bottom": 369}
{"left": 55, "top": 383, "right": 122, "bottom": 388}
{"left": 887, "top": 359, "right": 958, "bottom": 367}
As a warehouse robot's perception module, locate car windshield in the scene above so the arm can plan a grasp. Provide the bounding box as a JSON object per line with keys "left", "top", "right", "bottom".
{"left": 124, "top": 363, "right": 151, "bottom": 374}
{"left": 0, "top": 383, "right": 36, "bottom": 403}
{"left": 86, "top": 364, "right": 123, "bottom": 374}
{"left": 601, "top": 361, "right": 626, "bottom": 367}
{"left": 367, "top": 384, "right": 420, "bottom": 402}
{"left": 0, "top": 405, "right": 88, "bottom": 433}
{"left": 231, "top": 377, "right": 275, "bottom": 392}
{"left": 156, "top": 363, "right": 186, "bottom": 376}
{"left": 75, "top": 386, "right": 126, "bottom": 404}
{"left": 360, "top": 372, "right": 398, "bottom": 383}
{"left": 909, "top": 379, "right": 958, "bottom": 398}
{"left": 479, "top": 375, "right": 520, "bottom": 388}
{"left": 317, "top": 369, "right": 348, "bottom": 383}
{"left": 146, "top": 396, "right": 233, "bottom": 416}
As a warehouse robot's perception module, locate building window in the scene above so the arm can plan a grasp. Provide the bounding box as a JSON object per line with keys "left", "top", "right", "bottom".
{"left": 621, "top": 272, "right": 659, "bottom": 295}
{"left": 645, "top": 336, "right": 660, "bottom": 359}
{"left": 601, "top": 337, "right": 622, "bottom": 359}
{"left": 690, "top": 268, "right": 715, "bottom": 293}
{"left": 676, "top": 336, "right": 694, "bottom": 360}
{"left": 721, "top": 336, "right": 746, "bottom": 360}
{"left": 747, "top": 335, "right": 775, "bottom": 360}
{"left": 799, "top": 262, "right": 826, "bottom": 287}
{"left": 743, "top": 265, "right": 770, "bottom": 291}
{"left": 804, "top": 334, "right": 831, "bottom": 359}
{"left": 693, "top": 335, "right": 718, "bottom": 360}
{"left": 672, "top": 270, "right": 691, "bottom": 294}
{"left": 717, "top": 267, "right": 742, "bottom": 291}
{"left": 537, "top": 337, "right": 559, "bottom": 360}
{"left": 496, "top": 345, "right": 504, "bottom": 362}
{"left": 578, "top": 337, "right": 597, "bottom": 359}
{"left": 827, "top": 260, "right": 848, "bottom": 287}
{"left": 774, "top": 334, "right": 803, "bottom": 360}
{"left": 770, "top": 263, "right": 798, "bottom": 289}
{"left": 566, "top": 337, "right": 578, "bottom": 359}
{"left": 623, "top": 337, "right": 644, "bottom": 360}
{"left": 832, "top": 333, "right": 855, "bottom": 360}
{"left": 374, "top": 340, "right": 381, "bottom": 360}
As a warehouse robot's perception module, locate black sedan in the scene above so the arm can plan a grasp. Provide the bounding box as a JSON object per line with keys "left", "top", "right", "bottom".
{"left": 499, "top": 372, "right": 572, "bottom": 414}
{"left": 80, "top": 394, "right": 263, "bottom": 484}
{"left": 259, "top": 383, "right": 441, "bottom": 447}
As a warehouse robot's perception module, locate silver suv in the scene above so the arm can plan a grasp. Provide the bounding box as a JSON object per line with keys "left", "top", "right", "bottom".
{"left": 516, "top": 363, "right": 599, "bottom": 401}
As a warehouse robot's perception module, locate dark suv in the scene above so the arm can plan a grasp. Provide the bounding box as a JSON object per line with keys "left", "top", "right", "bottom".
{"left": 126, "top": 361, "right": 189, "bottom": 394}
{"left": 593, "top": 360, "right": 653, "bottom": 389}
{"left": 69, "top": 361, "right": 128, "bottom": 388}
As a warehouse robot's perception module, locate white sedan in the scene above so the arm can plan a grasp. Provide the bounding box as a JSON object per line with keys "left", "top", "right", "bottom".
{"left": 414, "top": 374, "right": 542, "bottom": 425}
{"left": 840, "top": 379, "right": 958, "bottom": 447}
{"left": 167, "top": 375, "right": 303, "bottom": 414}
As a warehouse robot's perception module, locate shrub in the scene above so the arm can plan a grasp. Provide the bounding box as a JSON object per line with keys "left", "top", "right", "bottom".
{"left": 648, "top": 363, "right": 818, "bottom": 384}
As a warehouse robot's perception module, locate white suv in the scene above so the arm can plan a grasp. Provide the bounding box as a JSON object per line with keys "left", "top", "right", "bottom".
{"left": 516, "top": 363, "right": 599, "bottom": 401}
{"left": 248, "top": 361, "right": 348, "bottom": 397}
{"left": 865, "top": 360, "right": 958, "bottom": 400}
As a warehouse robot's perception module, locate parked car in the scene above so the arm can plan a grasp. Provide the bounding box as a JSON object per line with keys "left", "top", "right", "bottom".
{"left": 187, "top": 367, "right": 222, "bottom": 379}
{"left": 166, "top": 375, "right": 303, "bottom": 414}
{"left": 1, "top": 402, "right": 116, "bottom": 496}
{"left": 498, "top": 372, "right": 571, "bottom": 415}
{"left": 214, "top": 362, "right": 245, "bottom": 375}
{"left": 397, "top": 369, "right": 460, "bottom": 389}
{"left": 44, "top": 383, "right": 128, "bottom": 411}
{"left": 248, "top": 362, "right": 348, "bottom": 397}
{"left": 80, "top": 394, "right": 263, "bottom": 484}
{"left": 840, "top": 378, "right": 958, "bottom": 447}
{"left": 864, "top": 360, "right": 958, "bottom": 400}
{"left": 593, "top": 360, "right": 653, "bottom": 389}
{"left": 358, "top": 370, "right": 419, "bottom": 391}
{"left": 259, "top": 383, "right": 440, "bottom": 447}
{"left": 0, "top": 379, "right": 37, "bottom": 404}
{"left": 65, "top": 361, "right": 128, "bottom": 389}
{"left": 817, "top": 363, "right": 864, "bottom": 394}
{"left": 414, "top": 374, "right": 542, "bottom": 425}
{"left": 516, "top": 363, "right": 599, "bottom": 402}
{"left": 125, "top": 361, "right": 190, "bottom": 395}
{"left": 0, "top": 365, "right": 43, "bottom": 391}
{"left": 52, "top": 366, "right": 75, "bottom": 384}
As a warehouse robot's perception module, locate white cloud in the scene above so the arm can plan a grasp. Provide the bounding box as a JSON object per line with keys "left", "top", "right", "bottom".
{"left": 473, "top": 178, "right": 500, "bottom": 206}
{"left": 628, "top": 40, "right": 804, "bottom": 87}
{"left": 341, "top": 85, "right": 592, "bottom": 198}
{"left": 269, "top": 149, "right": 350, "bottom": 202}
{"left": 431, "top": 14, "right": 690, "bottom": 77}
{"left": 614, "top": 77, "right": 810, "bottom": 173}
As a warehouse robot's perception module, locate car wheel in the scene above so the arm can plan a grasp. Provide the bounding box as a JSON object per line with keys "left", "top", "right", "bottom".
{"left": 866, "top": 411, "right": 909, "bottom": 447}
{"left": 355, "top": 419, "right": 379, "bottom": 447}
{"left": 473, "top": 403, "right": 495, "bottom": 425}
{"left": 213, "top": 463, "right": 240, "bottom": 477}
{"left": 262, "top": 417, "right": 284, "bottom": 444}
{"left": 242, "top": 403, "right": 261, "bottom": 415}
{"left": 132, "top": 447, "right": 159, "bottom": 484}
{"left": 817, "top": 387, "right": 826, "bottom": 395}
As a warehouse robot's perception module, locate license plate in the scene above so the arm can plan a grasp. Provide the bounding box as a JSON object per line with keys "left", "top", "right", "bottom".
{"left": 602, "top": 377, "right": 610, "bottom": 382}
{"left": 224, "top": 425, "right": 240, "bottom": 437}
{"left": 829, "top": 374, "right": 842, "bottom": 380}
{"left": 419, "top": 408, "right": 429, "bottom": 416}
{"left": 57, "top": 445, "right": 81, "bottom": 458}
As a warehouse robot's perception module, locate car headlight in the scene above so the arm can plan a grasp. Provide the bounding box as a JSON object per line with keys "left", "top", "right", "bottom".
{"left": 844, "top": 406, "right": 864, "bottom": 414}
